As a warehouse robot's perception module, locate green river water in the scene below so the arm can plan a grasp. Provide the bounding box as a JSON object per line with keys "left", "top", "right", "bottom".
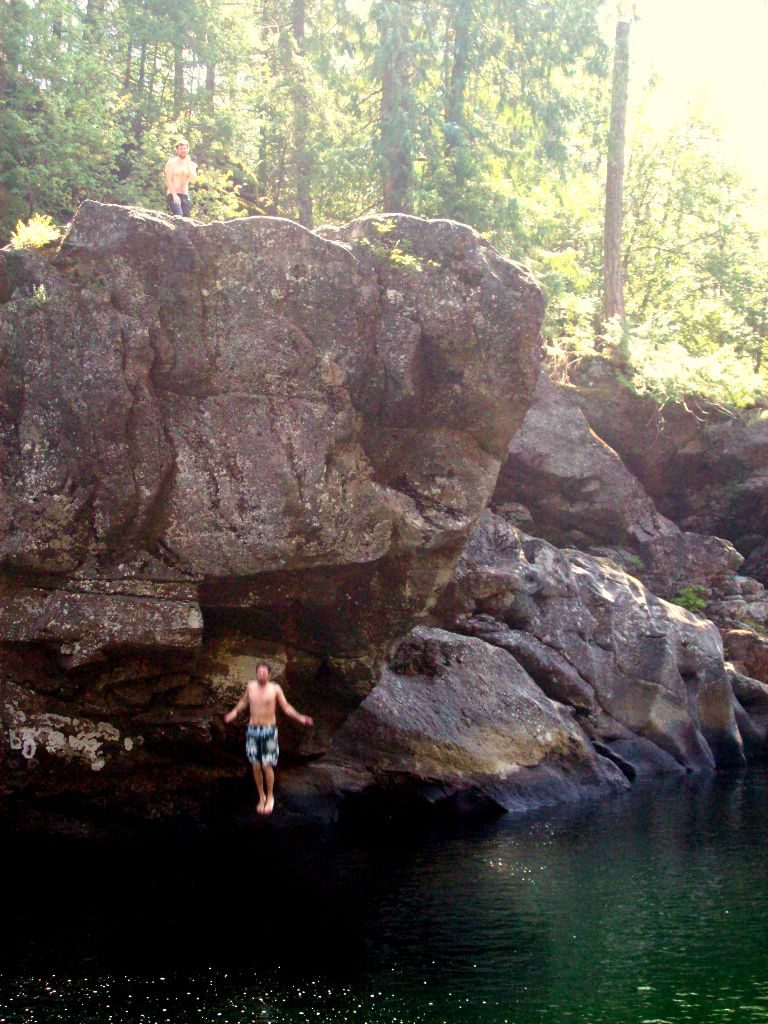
{"left": 2, "top": 768, "right": 767, "bottom": 1023}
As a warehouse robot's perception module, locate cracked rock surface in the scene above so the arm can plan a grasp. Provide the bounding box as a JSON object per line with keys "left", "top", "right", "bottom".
{"left": 568, "top": 359, "right": 768, "bottom": 586}
{"left": 4, "top": 203, "right": 764, "bottom": 834}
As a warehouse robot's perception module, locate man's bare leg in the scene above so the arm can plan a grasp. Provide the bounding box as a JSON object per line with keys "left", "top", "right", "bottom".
{"left": 252, "top": 764, "right": 267, "bottom": 813}
{"left": 263, "top": 765, "right": 275, "bottom": 815}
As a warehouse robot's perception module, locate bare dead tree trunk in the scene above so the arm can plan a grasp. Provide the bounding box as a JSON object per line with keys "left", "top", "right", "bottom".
{"left": 603, "top": 15, "right": 631, "bottom": 336}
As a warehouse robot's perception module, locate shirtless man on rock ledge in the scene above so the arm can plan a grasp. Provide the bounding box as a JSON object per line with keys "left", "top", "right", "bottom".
{"left": 164, "top": 137, "right": 197, "bottom": 217}
{"left": 224, "top": 662, "right": 313, "bottom": 815}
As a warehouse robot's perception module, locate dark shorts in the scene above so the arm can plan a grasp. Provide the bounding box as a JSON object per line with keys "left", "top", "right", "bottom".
{"left": 246, "top": 725, "right": 279, "bottom": 767}
{"left": 166, "top": 192, "right": 192, "bottom": 217}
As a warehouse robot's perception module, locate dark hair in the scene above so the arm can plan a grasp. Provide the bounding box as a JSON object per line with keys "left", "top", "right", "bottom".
{"left": 256, "top": 661, "right": 272, "bottom": 675}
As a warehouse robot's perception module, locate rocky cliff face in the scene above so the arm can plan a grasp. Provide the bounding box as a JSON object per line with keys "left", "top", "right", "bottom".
{"left": 0, "top": 202, "right": 544, "bottom": 826}
{"left": 491, "top": 373, "right": 744, "bottom": 600}
{"left": 2, "top": 204, "right": 767, "bottom": 833}
{"left": 558, "top": 359, "right": 768, "bottom": 697}
{"left": 443, "top": 512, "right": 747, "bottom": 773}
{"left": 282, "top": 507, "right": 766, "bottom": 820}
{"left": 568, "top": 359, "right": 768, "bottom": 584}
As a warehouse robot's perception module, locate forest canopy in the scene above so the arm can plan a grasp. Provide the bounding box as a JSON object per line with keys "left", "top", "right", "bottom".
{"left": 2, "top": 0, "right": 767, "bottom": 406}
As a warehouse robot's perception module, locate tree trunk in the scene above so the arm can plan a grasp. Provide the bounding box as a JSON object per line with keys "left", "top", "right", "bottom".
{"left": 52, "top": 12, "right": 63, "bottom": 45}
{"left": 84, "top": 0, "right": 105, "bottom": 40}
{"left": 148, "top": 42, "right": 159, "bottom": 96}
{"left": 138, "top": 39, "right": 147, "bottom": 93}
{"left": 272, "top": 138, "right": 287, "bottom": 214}
{"left": 85, "top": 0, "right": 103, "bottom": 22}
{"left": 1, "top": 1, "right": 24, "bottom": 116}
{"left": 173, "top": 45, "right": 184, "bottom": 117}
{"left": 376, "top": 0, "right": 413, "bottom": 213}
{"left": 602, "top": 16, "right": 631, "bottom": 335}
{"left": 257, "top": 131, "right": 270, "bottom": 208}
{"left": 290, "top": 0, "right": 314, "bottom": 227}
{"left": 124, "top": 40, "right": 133, "bottom": 91}
{"left": 444, "top": 0, "right": 472, "bottom": 200}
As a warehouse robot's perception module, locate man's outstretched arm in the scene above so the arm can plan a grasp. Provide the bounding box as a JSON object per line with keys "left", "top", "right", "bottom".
{"left": 276, "top": 686, "right": 313, "bottom": 726}
{"left": 224, "top": 688, "right": 249, "bottom": 724}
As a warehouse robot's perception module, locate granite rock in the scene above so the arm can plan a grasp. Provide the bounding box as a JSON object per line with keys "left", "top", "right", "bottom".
{"left": 492, "top": 373, "right": 742, "bottom": 600}
{"left": 437, "top": 511, "right": 747, "bottom": 773}
{"left": 0, "top": 202, "right": 545, "bottom": 821}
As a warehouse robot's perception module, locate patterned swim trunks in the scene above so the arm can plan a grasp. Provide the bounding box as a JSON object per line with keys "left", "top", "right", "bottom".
{"left": 245, "top": 725, "right": 279, "bottom": 767}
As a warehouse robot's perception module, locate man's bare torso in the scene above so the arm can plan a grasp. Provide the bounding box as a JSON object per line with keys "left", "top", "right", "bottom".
{"left": 165, "top": 155, "right": 196, "bottom": 195}
{"left": 246, "top": 680, "right": 279, "bottom": 726}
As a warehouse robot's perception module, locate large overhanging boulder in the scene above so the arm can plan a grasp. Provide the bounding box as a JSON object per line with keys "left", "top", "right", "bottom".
{"left": 0, "top": 203, "right": 544, "bottom": 819}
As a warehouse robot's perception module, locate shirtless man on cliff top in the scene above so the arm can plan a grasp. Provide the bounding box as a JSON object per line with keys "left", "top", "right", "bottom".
{"left": 224, "top": 662, "right": 313, "bottom": 815}
{"left": 164, "top": 137, "right": 197, "bottom": 217}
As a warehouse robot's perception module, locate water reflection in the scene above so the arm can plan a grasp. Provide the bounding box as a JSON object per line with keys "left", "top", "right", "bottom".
{"left": 2, "top": 769, "right": 767, "bottom": 1023}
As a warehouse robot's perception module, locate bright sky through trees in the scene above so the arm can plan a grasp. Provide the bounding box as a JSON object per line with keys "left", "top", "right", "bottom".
{"left": 617, "top": 0, "right": 768, "bottom": 187}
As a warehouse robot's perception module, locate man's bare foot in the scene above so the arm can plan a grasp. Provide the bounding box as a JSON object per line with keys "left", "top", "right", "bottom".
{"left": 265, "top": 795, "right": 275, "bottom": 815}
{"left": 257, "top": 797, "right": 267, "bottom": 815}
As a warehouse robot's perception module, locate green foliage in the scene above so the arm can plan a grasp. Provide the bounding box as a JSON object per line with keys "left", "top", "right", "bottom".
{"left": 539, "top": 107, "right": 768, "bottom": 409}
{"left": 362, "top": 220, "right": 428, "bottom": 272}
{"left": 620, "top": 115, "right": 768, "bottom": 378}
{"left": 622, "top": 335, "right": 766, "bottom": 409}
{"left": 0, "top": 0, "right": 608, "bottom": 241}
{"left": 9, "top": 215, "right": 62, "bottom": 250}
{"left": 669, "top": 585, "right": 710, "bottom": 613}
{"left": 29, "top": 283, "right": 48, "bottom": 308}
{"left": 366, "top": 240, "right": 424, "bottom": 272}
